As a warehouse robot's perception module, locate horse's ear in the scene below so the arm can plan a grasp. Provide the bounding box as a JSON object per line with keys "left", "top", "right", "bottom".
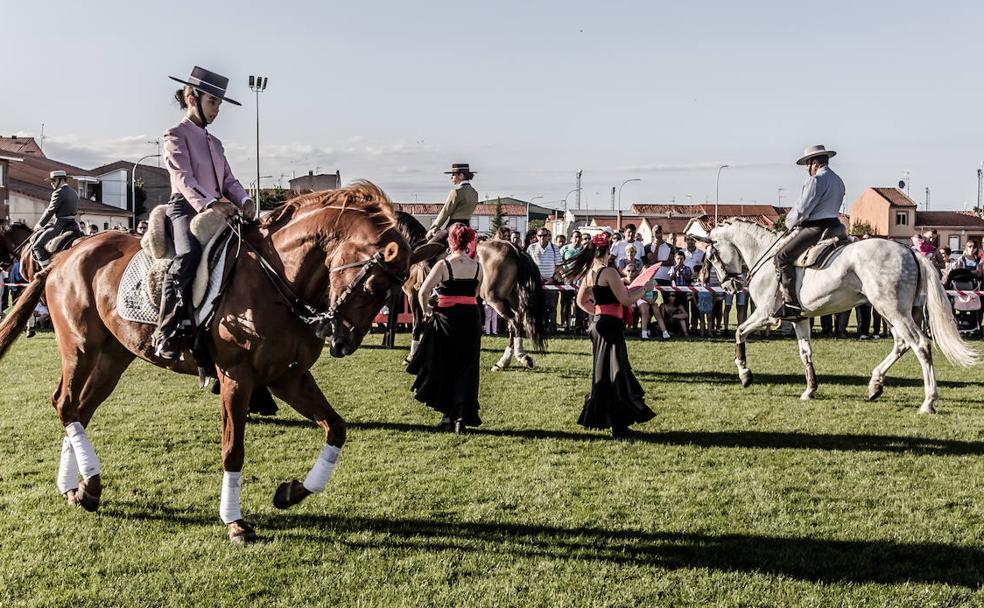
{"left": 383, "top": 241, "right": 399, "bottom": 262}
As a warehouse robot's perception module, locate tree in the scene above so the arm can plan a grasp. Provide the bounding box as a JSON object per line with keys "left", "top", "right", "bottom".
{"left": 773, "top": 212, "right": 787, "bottom": 232}
{"left": 260, "top": 185, "right": 289, "bottom": 210}
{"left": 130, "top": 178, "right": 147, "bottom": 219}
{"left": 849, "top": 220, "right": 876, "bottom": 237}
{"left": 488, "top": 198, "right": 504, "bottom": 236}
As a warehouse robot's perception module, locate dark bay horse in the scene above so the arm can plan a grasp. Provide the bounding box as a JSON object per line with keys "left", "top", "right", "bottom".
{"left": 0, "top": 182, "right": 412, "bottom": 542}
{"left": 393, "top": 212, "right": 545, "bottom": 368}
{"left": 0, "top": 222, "right": 33, "bottom": 270}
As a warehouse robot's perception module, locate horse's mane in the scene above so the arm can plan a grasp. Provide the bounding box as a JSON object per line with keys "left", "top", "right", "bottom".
{"left": 394, "top": 210, "right": 427, "bottom": 248}
{"left": 261, "top": 180, "right": 397, "bottom": 235}
{"left": 716, "top": 217, "right": 779, "bottom": 234}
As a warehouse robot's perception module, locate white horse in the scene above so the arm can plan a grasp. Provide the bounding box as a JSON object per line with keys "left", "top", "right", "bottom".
{"left": 704, "top": 219, "right": 978, "bottom": 413}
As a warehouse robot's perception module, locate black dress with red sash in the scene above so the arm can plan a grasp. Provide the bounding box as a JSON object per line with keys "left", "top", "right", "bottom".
{"left": 407, "top": 259, "right": 483, "bottom": 425}
{"left": 580, "top": 268, "right": 655, "bottom": 431}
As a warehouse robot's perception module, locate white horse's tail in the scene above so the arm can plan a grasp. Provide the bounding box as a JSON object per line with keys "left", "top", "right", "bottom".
{"left": 917, "top": 254, "right": 979, "bottom": 367}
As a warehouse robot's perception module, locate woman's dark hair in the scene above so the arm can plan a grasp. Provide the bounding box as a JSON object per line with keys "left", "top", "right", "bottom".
{"left": 561, "top": 235, "right": 611, "bottom": 281}
{"left": 174, "top": 85, "right": 194, "bottom": 110}
{"left": 524, "top": 229, "right": 537, "bottom": 249}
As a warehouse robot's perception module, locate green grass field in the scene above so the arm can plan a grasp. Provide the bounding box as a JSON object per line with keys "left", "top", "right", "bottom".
{"left": 1, "top": 330, "right": 984, "bottom": 607}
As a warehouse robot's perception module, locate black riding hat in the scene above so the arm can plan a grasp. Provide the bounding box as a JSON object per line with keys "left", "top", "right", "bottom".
{"left": 169, "top": 66, "right": 241, "bottom": 106}
{"left": 444, "top": 163, "right": 477, "bottom": 175}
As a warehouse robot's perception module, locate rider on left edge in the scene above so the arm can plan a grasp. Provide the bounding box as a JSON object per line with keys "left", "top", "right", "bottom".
{"left": 31, "top": 170, "right": 80, "bottom": 269}
{"left": 153, "top": 66, "right": 255, "bottom": 360}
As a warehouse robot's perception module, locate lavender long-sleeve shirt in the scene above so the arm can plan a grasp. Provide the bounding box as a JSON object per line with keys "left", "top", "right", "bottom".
{"left": 163, "top": 117, "right": 250, "bottom": 212}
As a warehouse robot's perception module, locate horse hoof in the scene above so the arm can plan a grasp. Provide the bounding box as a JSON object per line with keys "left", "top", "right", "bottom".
{"left": 800, "top": 390, "right": 815, "bottom": 401}
{"left": 919, "top": 404, "right": 937, "bottom": 415}
{"left": 273, "top": 480, "right": 310, "bottom": 510}
{"left": 64, "top": 489, "right": 79, "bottom": 506}
{"left": 739, "top": 372, "right": 753, "bottom": 388}
{"left": 521, "top": 356, "right": 535, "bottom": 369}
{"left": 867, "top": 385, "right": 883, "bottom": 402}
{"left": 75, "top": 476, "right": 102, "bottom": 512}
{"left": 228, "top": 520, "right": 258, "bottom": 544}
{"left": 491, "top": 364, "right": 504, "bottom": 372}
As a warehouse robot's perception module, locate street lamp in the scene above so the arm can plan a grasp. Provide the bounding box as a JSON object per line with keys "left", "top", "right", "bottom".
{"left": 715, "top": 164, "right": 729, "bottom": 225}
{"left": 617, "top": 178, "right": 641, "bottom": 211}
{"left": 131, "top": 154, "right": 160, "bottom": 229}
{"left": 248, "top": 75, "right": 269, "bottom": 208}
{"left": 777, "top": 187, "right": 784, "bottom": 207}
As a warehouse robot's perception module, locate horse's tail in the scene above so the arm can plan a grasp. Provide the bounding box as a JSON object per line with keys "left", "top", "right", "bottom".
{"left": 513, "top": 249, "right": 547, "bottom": 352}
{"left": 0, "top": 272, "right": 48, "bottom": 362}
{"left": 917, "top": 254, "right": 979, "bottom": 367}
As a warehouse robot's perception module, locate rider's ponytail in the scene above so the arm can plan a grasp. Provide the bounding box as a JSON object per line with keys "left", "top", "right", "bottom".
{"left": 174, "top": 85, "right": 193, "bottom": 110}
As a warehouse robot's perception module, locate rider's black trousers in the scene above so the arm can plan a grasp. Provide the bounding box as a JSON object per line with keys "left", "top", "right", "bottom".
{"left": 157, "top": 195, "right": 202, "bottom": 339}
{"left": 774, "top": 218, "right": 841, "bottom": 304}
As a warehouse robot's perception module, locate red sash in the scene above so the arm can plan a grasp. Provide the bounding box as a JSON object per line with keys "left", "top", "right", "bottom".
{"left": 595, "top": 303, "right": 624, "bottom": 319}
{"left": 437, "top": 295, "right": 477, "bottom": 308}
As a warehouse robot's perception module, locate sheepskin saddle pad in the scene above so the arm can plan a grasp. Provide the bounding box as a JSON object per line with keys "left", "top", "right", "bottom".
{"left": 115, "top": 206, "right": 234, "bottom": 325}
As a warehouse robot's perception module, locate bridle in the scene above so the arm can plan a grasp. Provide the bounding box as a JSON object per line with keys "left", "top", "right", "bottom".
{"left": 700, "top": 238, "right": 745, "bottom": 295}
{"left": 233, "top": 219, "right": 408, "bottom": 339}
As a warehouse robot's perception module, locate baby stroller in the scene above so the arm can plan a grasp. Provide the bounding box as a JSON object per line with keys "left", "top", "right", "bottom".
{"left": 944, "top": 268, "right": 982, "bottom": 339}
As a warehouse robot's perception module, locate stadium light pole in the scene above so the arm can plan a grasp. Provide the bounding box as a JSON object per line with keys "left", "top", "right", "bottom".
{"left": 715, "top": 164, "right": 729, "bottom": 225}
{"left": 248, "top": 75, "right": 268, "bottom": 211}
{"left": 617, "top": 178, "right": 641, "bottom": 211}
{"left": 131, "top": 154, "right": 160, "bottom": 230}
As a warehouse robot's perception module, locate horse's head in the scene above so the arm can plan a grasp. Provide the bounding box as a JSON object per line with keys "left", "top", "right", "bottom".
{"left": 324, "top": 226, "right": 411, "bottom": 357}
{"left": 703, "top": 228, "right": 745, "bottom": 294}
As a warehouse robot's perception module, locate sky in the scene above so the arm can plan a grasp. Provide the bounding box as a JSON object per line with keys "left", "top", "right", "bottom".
{"left": 5, "top": 0, "right": 984, "bottom": 211}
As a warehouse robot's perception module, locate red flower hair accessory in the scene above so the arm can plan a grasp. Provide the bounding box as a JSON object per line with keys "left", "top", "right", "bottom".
{"left": 591, "top": 232, "right": 610, "bottom": 247}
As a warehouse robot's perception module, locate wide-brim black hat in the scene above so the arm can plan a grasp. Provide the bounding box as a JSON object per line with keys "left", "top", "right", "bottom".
{"left": 444, "top": 162, "right": 477, "bottom": 174}
{"left": 169, "top": 66, "right": 241, "bottom": 106}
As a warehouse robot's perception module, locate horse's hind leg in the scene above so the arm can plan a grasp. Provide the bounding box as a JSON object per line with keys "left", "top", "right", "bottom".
{"left": 887, "top": 316, "right": 938, "bottom": 414}
{"left": 867, "top": 330, "right": 909, "bottom": 401}
{"left": 267, "top": 371, "right": 346, "bottom": 511}
{"left": 52, "top": 339, "right": 134, "bottom": 511}
{"left": 793, "top": 320, "right": 817, "bottom": 400}
{"left": 510, "top": 320, "right": 534, "bottom": 369}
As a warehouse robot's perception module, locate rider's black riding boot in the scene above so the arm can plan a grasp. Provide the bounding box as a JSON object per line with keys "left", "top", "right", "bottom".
{"left": 772, "top": 265, "right": 804, "bottom": 320}
{"left": 154, "top": 279, "right": 192, "bottom": 360}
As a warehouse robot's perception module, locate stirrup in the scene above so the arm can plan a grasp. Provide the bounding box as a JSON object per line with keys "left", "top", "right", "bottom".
{"left": 772, "top": 302, "right": 804, "bottom": 321}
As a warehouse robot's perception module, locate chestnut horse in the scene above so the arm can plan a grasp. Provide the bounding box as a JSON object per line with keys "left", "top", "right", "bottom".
{"left": 0, "top": 182, "right": 414, "bottom": 542}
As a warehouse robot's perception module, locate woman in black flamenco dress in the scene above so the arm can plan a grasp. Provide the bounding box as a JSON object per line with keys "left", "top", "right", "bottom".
{"left": 562, "top": 232, "right": 656, "bottom": 438}
{"left": 407, "top": 223, "right": 483, "bottom": 434}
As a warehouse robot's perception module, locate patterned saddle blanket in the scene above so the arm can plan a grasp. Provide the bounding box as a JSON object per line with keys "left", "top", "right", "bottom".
{"left": 116, "top": 206, "right": 236, "bottom": 326}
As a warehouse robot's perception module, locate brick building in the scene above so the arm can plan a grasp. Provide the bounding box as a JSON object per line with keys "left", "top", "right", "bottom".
{"left": 848, "top": 187, "right": 984, "bottom": 249}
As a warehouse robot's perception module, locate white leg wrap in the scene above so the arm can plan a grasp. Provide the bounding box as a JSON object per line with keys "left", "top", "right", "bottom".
{"left": 57, "top": 436, "right": 79, "bottom": 494}
{"left": 513, "top": 337, "right": 527, "bottom": 360}
{"left": 219, "top": 471, "right": 242, "bottom": 524}
{"left": 302, "top": 444, "right": 341, "bottom": 493}
{"left": 65, "top": 422, "right": 100, "bottom": 480}
{"left": 496, "top": 347, "right": 513, "bottom": 369}
{"left": 409, "top": 339, "right": 420, "bottom": 357}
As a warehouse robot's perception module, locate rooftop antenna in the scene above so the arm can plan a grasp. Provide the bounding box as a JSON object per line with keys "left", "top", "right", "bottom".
{"left": 39, "top": 123, "right": 45, "bottom": 153}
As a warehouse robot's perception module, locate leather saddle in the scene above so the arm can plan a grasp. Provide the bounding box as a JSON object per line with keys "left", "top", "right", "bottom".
{"left": 41, "top": 226, "right": 85, "bottom": 255}
{"left": 793, "top": 222, "right": 850, "bottom": 268}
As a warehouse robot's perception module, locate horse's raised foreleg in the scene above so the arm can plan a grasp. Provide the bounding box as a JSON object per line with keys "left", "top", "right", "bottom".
{"left": 217, "top": 370, "right": 256, "bottom": 543}
{"left": 734, "top": 307, "right": 771, "bottom": 388}
{"left": 268, "top": 371, "right": 346, "bottom": 510}
{"left": 867, "top": 330, "right": 909, "bottom": 402}
{"left": 793, "top": 320, "right": 817, "bottom": 400}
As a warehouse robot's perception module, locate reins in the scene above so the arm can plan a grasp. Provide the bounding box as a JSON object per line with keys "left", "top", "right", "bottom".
{"left": 225, "top": 214, "right": 407, "bottom": 338}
